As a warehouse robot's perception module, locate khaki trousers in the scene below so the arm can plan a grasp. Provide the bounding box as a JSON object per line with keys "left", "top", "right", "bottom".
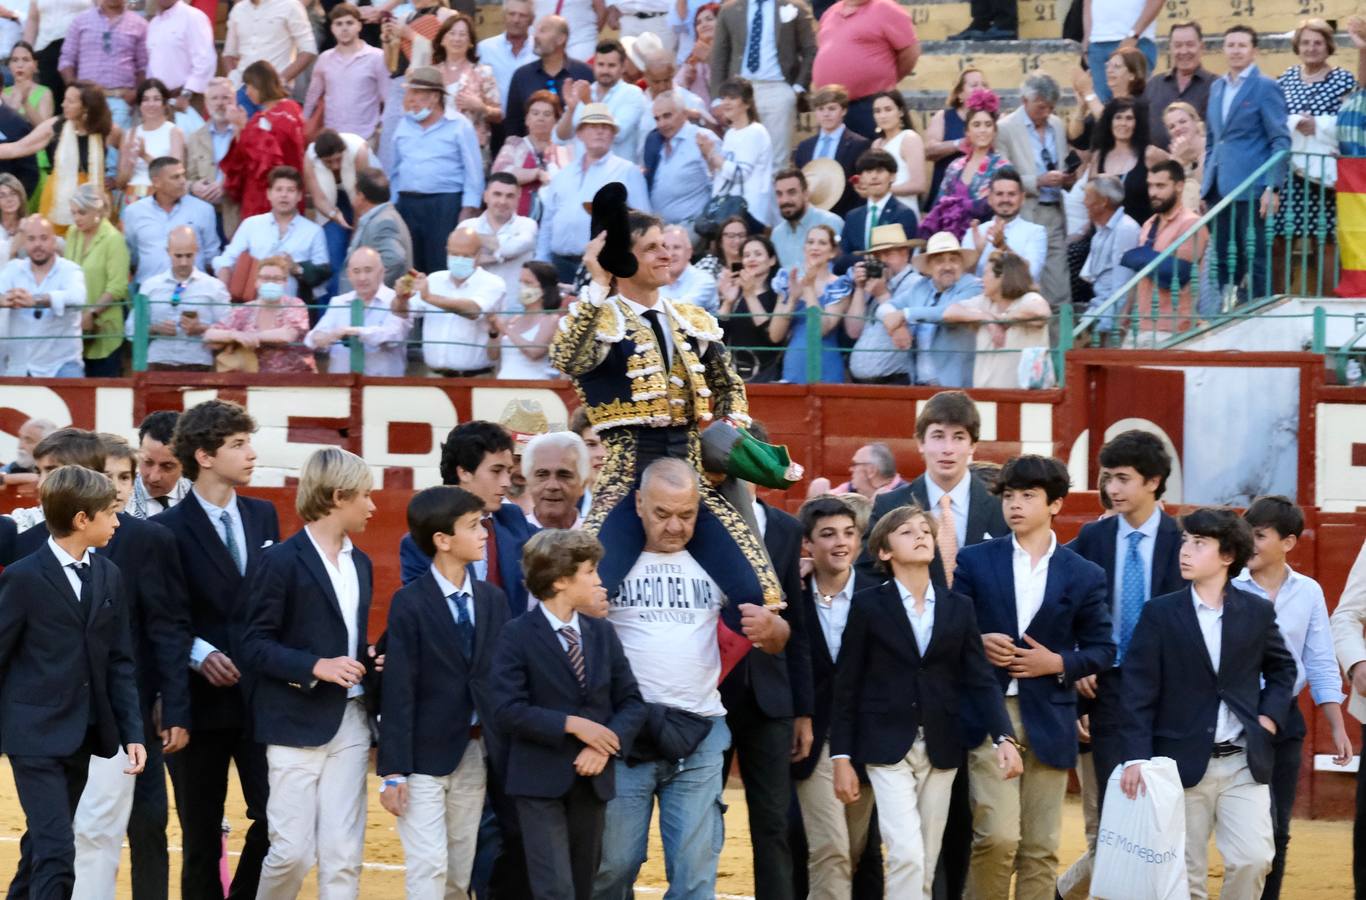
{"left": 1184, "top": 751, "right": 1274, "bottom": 900}
{"left": 1022, "top": 199, "right": 1071, "bottom": 307}
{"left": 751, "top": 80, "right": 797, "bottom": 172}
{"left": 865, "top": 735, "right": 956, "bottom": 900}
{"left": 257, "top": 700, "right": 372, "bottom": 900}
{"left": 1056, "top": 749, "right": 1100, "bottom": 900}
{"left": 396, "top": 737, "right": 487, "bottom": 900}
{"left": 795, "top": 744, "right": 876, "bottom": 900}
{"left": 965, "top": 697, "right": 1069, "bottom": 900}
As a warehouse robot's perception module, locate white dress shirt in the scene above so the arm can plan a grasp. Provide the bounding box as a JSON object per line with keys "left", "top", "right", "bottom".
{"left": 48, "top": 536, "right": 91, "bottom": 603}
{"left": 541, "top": 604, "right": 584, "bottom": 654}
{"left": 811, "top": 569, "right": 855, "bottom": 660}
{"left": 131, "top": 269, "right": 231, "bottom": 368}
{"left": 658, "top": 264, "right": 719, "bottom": 313}
{"left": 211, "top": 212, "right": 329, "bottom": 300}
{"left": 188, "top": 488, "right": 246, "bottom": 668}
{"left": 147, "top": 0, "right": 217, "bottom": 94}
{"left": 894, "top": 576, "right": 936, "bottom": 656}
{"left": 306, "top": 285, "right": 413, "bottom": 376}
{"left": 621, "top": 295, "right": 675, "bottom": 363}
{"left": 1233, "top": 566, "right": 1346, "bottom": 704}
{"left": 562, "top": 80, "right": 649, "bottom": 162}
{"left": 1007, "top": 532, "right": 1056, "bottom": 695}
{"left": 463, "top": 213, "right": 538, "bottom": 312}
{"left": 222, "top": 0, "right": 317, "bottom": 88}
{"left": 0, "top": 257, "right": 87, "bottom": 377}
{"left": 411, "top": 267, "right": 507, "bottom": 373}
{"left": 431, "top": 564, "right": 479, "bottom": 722}
{"left": 304, "top": 527, "right": 363, "bottom": 698}
{"left": 1192, "top": 588, "right": 1244, "bottom": 744}
{"left": 1113, "top": 506, "right": 1160, "bottom": 644}
{"left": 924, "top": 472, "right": 971, "bottom": 550}
{"left": 476, "top": 32, "right": 538, "bottom": 109}
{"left": 961, "top": 216, "right": 1049, "bottom": 283}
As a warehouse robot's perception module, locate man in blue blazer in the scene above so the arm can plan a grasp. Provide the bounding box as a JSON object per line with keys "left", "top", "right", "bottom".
{"left": 153, "top": 399, "right": 279, "bottom": 900}
{"left": 1119, "top": 508, "right": 1296, "bottom": 899}
{"left": 398, "top": 421, "right": 535, "bottom": 617}
{"left": 792, "top": 85, "right": 871, "bottom": 218}
{"left": 838, "top": 149, "right": 919, "bottom": 273}
{"left": 1203, "top": 26, "right": 1290, "bottom": 304}
{"left": 951, "top": 456, "right": 1114, "bottom": 900}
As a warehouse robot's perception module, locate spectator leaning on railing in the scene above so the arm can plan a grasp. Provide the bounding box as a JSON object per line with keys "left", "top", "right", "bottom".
{"left": 134, "top": 225, "right": 230, "bottom": 373}
{"left": 65, "top": 184, "right": 128, "bottom": 378}
{"left": 204, "top": 255, "right": 316, "bottom": 374}
{"left": 0, "top": 215, "right": 87, "bottom": 377}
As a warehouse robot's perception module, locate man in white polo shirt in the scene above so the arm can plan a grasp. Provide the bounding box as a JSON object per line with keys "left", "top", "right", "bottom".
{"left": 398, "top": 228, "right": 507, "bottom": 377}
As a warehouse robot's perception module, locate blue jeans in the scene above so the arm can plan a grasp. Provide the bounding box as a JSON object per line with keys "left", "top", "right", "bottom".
{"left": 593, "top": 716, "right": 730, "bottom": 900}
{"left": 1087, "top": 38, "right": 1158, "bottom": 103}
{"left": 51, "top": 359, "right": 85, "bottom": 378}
{"left": 106, "top": 97, "right": 131, "bottom": 179}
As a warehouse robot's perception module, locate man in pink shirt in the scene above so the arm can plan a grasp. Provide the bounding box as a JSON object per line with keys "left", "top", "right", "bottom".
{"left": 811, "top": 0, "right": 919, "bottom": 139}
{"left": 303, "top": 4, "right": 391, "bottom": 143}
{"left": 147, "top": 0, "right": 217, "bottom": 118}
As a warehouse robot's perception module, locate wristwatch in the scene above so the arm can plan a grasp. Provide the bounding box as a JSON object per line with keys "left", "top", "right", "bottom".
{"left": 379, "top": 776, "right": 407, "bottom": 794}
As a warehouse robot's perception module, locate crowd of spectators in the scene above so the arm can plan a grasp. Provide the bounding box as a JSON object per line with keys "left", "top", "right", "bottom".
{"left": 0, "top": 0, "right": 1358, "bottom": 388}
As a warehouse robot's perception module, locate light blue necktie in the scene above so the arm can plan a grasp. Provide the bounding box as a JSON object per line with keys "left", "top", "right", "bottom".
{"left": 817, "top": 133, "right": 834, "bottom": 159}
{"left": 220, "top": 510, "right": 243, "bottom": 576}
{"left": 1117, "top": 531, "right": 1145, "bottom": 663}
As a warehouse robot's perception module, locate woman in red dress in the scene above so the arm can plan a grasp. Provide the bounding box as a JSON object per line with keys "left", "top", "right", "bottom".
{"left": 221, "top": 61, "right": 305, "bottom": 221}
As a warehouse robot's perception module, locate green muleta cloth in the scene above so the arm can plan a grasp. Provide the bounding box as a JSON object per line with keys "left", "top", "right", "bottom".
{"left": 700, "top": 421, "right": 805, "bottom": 489}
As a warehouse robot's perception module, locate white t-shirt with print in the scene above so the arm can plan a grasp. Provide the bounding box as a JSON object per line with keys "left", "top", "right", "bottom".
{"left": 609, "top": 549, "right": 726, "bottom": 717}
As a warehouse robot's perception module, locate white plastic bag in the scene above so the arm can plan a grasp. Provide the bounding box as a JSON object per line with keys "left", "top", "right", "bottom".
{"left": 1090, "top": 757, "right": 1189, "bottom": 900}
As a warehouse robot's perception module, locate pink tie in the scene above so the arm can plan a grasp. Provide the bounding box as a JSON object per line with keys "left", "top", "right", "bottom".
{"left": 938, "top": 494, "right": 959, "bottom": 587}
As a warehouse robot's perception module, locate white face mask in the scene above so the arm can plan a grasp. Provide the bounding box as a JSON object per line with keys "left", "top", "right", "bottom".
{"left": 519, "top": 284, "right": 542, "bottom": 307}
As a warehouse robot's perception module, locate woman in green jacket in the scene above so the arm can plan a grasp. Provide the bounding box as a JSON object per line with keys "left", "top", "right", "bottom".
{"left": 66, "top": 184, "right": 129, "bottom": 377}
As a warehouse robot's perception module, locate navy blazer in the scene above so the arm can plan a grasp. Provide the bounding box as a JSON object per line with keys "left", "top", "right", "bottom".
{"left": 241, "top": 530, "right": 376, "bottom": 748}
{"left": 1067, "top": 511, "right": 1185, "bottom": 641}
{"left": 721, "top": 501, "right": 814, "bottom": 720}
{"left": 830, "top": 580, "right": 1013, "bottom": 770}
{"left": 13, "top": 515, "right": 193, "bottom": 729}
{"left": 953, "top": 537, "right": 1115, "bottom": 769}
{"left": 1203, "top": 68, "right": 1291, "bottom": 197}
{"left": 0, "top": 514, "right": 15, "bottom": 568}
{"left": 858, "top": 473, "right": 1007, "bottom": 585}
{"left": 792, "top": 127, "right": 872, "bottom": 218}
{"left": 0, "top": 544, "right": 142, "bottom": 757}
{"left": 837, "top": 196, "right": 919, "bottom": 272}
{"left": 1122, "top": 585, "right": 1297, "bottom": 788}
{"left": 792, "top": 567, "right": 881, "bottom": 782}
{"left": 491, "top": 608, "right": 645, "bottom": 802}
{"left": 378, "top": 572, "right": 509, "bottom": 778}
{"left": 399, "top": 502, "right": 536, "bottom": 617}
{"left": 152, "top": 492, "right": 280, "bottom": 731}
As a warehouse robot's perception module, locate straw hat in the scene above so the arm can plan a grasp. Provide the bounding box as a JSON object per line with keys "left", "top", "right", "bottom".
{"left": 403, "top": 66, "right": 444, "bottom": 92}
{"left": 858, "top": 223, "right": 924, "bottom": 254}
{"left": 577, "top": 103, "right": 619, "bottom": 130}
{"left": 499, "top": 399, "right": 550, "bottom": 452}
{"left": 801, "top": 158, "right": 845, "bottom": 211}
{"left": 911, "top": 230, "right": 968, "bottom": 274}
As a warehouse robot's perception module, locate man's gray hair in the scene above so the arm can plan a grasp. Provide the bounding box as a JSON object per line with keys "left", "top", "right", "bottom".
{"left": 652, "top": 90, "right": 683, "bottom": 113}
{"left": 21, "top": 418, "right": 57, "bottom": 437}
{"left": 640, "top": 457, "right": 700, "bottom": 494}
{"left": 522, "top": 430, "right": 591, "bottom": 481}
{"left": 863, "top": 442, "right": 897, "bottom": 480}
{"left": 1088, "top": 175, "right": 1125, "bottom": 207}
{"left": 1020, "top": 73, "right": 1061, "bottom": 105}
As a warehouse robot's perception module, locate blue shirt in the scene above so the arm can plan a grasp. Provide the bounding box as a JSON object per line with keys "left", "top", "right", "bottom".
{"left": 535, "top": 153, "right": 651, "bottom": 259}
{"left": 770, "top": 204, "right": 844, "bottom": 271}
{"left": 890, "top": 271, "right": 982, "bottom": 388}
{"left": 391, "top": 112, "right": 485, "bottom": 208}
{"left": 1233, "top": 565, "right": 1346, "bottom": 704}
{"left": 122, "top": 194, "right": 221, "bottom": 286}
{"left": 649, "top": 123, "right": 712, "bottom": 225}
{"left": 207, "top": 120, "right": 234, "bottom": 177}
{"left": 1113, "top": 506, "right": 1160, "bottom": 645}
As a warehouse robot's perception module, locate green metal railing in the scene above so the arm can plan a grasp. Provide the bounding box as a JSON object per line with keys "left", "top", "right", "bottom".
{"left": 1076, "top": 150, "right": 1344, "bottom": 348}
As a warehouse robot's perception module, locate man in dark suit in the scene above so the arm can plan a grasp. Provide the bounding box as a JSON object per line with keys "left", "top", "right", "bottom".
{"left": 709, "top": 0, "right": 817, "bottom": 166}
{"left": 341, "top": 167, "right": 413, "bottom": 290}
{"left": 492, "top": 528, "right": 646, "bottom": 900}
{"left": 0, "top": 103, "right": 40, "bottom": 197}
{"left": 241, "top": 447, "right": 379, "bottom": 896}
{"left": 0, "top": 514, "right": 14, "bottom": 568}
{"left": 790, "top": 495, "right": 883, "bottom": 899}
{"left": 838, "top": 150, "right": 919, "bottom": 273}
{"left": 1058, "top": 429, "right": 1183, "bottom": 900}
{"left": 952, "top": 455, "right": 1114, "bottom": 900}
{"left": 380, "top": 486, "right": 513, "bottom": 898}
{"left": 153, "top": 400, "right": 280, "bottom": 900}
{"left": 0, "top": 465, "right": 145, "bottom": 900}
{"left": 399, "top": 421, "right": 535, "bottom": 616}
{"left": 857, "top": 389, "right": 1006, "bottom": 899}
{"left": 7, "top": 430, "right": 192, "bottom": 900}
{"left": 719, "top": 475, "right": 814, "bottom": 900}
{"left": 1120, "top": 508, "right": 1296, "bottom": 899}
{"left": 792, "top": 85, "right": 871, "bottom": 218}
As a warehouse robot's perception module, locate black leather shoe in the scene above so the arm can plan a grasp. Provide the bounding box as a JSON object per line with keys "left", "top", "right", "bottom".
{"left": 948, "top": 25, "right": 988, "bottom": 40}
{"left": 979, "top": 26, "right": 1019, "bottom": 39}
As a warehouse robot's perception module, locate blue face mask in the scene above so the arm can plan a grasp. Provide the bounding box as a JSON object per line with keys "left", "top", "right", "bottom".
{"left": 257, "top": 282, "right": 285, "bottom": 301}
{"left": 405, "top": 107, "right": 430, "bottom": 123}
{"left": 447, "top": 256, "right": 475, "bottom": 279}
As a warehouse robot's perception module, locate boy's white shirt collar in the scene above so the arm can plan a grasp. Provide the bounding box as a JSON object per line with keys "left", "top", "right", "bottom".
{"left": 47, "top": 536, "right": 91, "bottom": 567}
{"left": 431, "top": 562, "right": 470, "bottom": 596}
{"left": 540, "top": 603, "right": 581, "bottom": 633}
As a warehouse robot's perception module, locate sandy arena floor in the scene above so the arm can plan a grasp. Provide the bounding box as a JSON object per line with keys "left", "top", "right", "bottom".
{"left": 0, "top": 762, "right": 1348, "bottom": 898}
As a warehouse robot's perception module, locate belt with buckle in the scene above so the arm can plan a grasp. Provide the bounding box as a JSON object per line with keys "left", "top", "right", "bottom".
{"left": 629, "top": 10, "right": 667, "bottom": 16}
{"left": 1211, "top": 741, "right": 1242, "bottom": 758}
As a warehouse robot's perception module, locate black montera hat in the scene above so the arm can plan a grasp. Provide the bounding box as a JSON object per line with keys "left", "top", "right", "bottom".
{"left": 589, "top": 182, "right": 637, "bottom": 279}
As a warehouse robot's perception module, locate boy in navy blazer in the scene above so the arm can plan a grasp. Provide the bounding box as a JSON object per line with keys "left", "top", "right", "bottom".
{"left": 1120, "top": 508, "right": 1296, "bottom": 900}
{"left": 492, "top": 528, "right": 645, "bottom": 900}
{"left": 398, "top": 421, "right": 536, "bottom": 617}
{"left": 0, "top": 465, "right": 146, "bottom": 900}
{"left": 154, "top": 399, "right": 279, "bottom": 900}
{"left": 837, "top": 149, "right": 919, "bottom": 272}
{"left": 242, "top": 448, "right": 377, "bottom": 898}
{"left": 951, "top": 455, "right": 1114, "bottom": 900}
{"left": 831, "top": 505, "right": 1022, "bottom": 900}
{"left": 380, "top": 486, "right": 511, "bottom": 899}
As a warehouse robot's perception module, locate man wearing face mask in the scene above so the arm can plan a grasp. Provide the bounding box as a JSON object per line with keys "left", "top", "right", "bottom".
{"left": 395, "top": 228, "right": 507, "bottom": 378}
{"left": 391, "top": 66, "right": 486, "bottom": 275}
{"left": 463, "top": 174, "right": 538, "bottom": 312}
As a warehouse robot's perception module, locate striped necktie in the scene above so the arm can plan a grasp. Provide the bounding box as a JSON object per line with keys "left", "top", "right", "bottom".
{"left": 561, "top": 625, "right": 586, "bottom": 688}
